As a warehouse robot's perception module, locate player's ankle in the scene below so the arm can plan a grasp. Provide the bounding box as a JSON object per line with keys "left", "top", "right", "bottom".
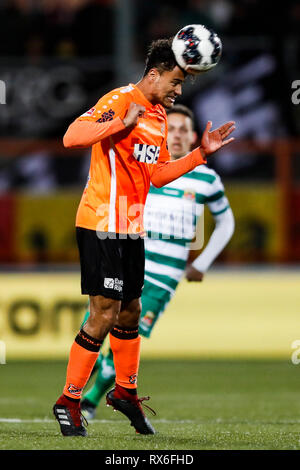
{"left": 115, "top": 383, "right": 137, "bottom": 397}
{"left": 62, "top": 394, "right": 80, "bottom": 404}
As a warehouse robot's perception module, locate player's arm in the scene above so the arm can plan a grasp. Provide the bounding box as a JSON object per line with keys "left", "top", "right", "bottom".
{"left": 151, "top": 121, "right": 235, "bottom": 188}
{"left": 186, "top": 207, "right": 235, "bottom": 281}
{"left": 151, "top": 146, "right": 206, "bottom": 187}
{"left": 63, "top": 100, "right": 145, "bottom": 149}
{"left": 63, "top": 119, "right": 125, "bottom": 148}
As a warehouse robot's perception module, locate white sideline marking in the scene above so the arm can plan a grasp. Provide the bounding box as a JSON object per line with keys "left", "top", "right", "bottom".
{"left": 0, "top": 418, "right": 194, "bottom": 424}
{"left": 1, "top": 417, "right": 300, "bottom": 425}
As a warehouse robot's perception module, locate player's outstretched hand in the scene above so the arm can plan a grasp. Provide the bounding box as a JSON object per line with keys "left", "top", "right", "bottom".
{"left": 201, "top": 121, "right": 235, "bottom": 156}
{"left": 186, "top": 265, "right": 204, "bottom": 282}
{"left": 123, "top": 102, "right": 146, "bottom": 128}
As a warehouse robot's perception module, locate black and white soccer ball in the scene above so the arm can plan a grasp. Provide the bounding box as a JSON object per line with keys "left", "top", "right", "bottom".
{"left": 172, "top": 24, "right": 222, "bottom": 74}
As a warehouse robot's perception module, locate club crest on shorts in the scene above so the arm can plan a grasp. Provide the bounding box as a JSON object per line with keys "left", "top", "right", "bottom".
{"left": 104, "top": 277, "right": 123, "bottom": 292}
{"left": 104, "top": 277, "right": 115, "bottom": 289}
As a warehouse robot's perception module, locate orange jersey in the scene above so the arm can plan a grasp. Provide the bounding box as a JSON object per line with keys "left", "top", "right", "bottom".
{"left": 74, "top": 83, "right": 170, "bottom": 234}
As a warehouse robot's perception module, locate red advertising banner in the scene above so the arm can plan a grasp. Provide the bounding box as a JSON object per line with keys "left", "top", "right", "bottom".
{"left": 0, "top": 194, "right": 16, "bottom": 261}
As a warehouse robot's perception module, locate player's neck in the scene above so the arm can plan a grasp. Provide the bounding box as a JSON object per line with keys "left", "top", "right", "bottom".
{"left": 135, "top": 78, "right": 158, "bottom": 106}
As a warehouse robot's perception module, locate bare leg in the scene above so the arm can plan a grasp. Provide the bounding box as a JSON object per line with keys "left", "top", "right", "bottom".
{"left": 83, "top": 294, "right": 121, "bottom": 341}
{"left": 118, "top": 297, "right": 142, "bottom": 329}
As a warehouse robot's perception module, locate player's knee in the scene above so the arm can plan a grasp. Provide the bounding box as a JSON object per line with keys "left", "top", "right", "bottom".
{"left": 129, "top": 298, "right": 142, "bottom": 322}
{"left": 89, "top": 296, "right": 121, "bottom": 327}
{"left": 133, "top": 298, "right": 142, "bottom": 317}
{"left": 118, "top": 298, "right": 142, "bottom": 328}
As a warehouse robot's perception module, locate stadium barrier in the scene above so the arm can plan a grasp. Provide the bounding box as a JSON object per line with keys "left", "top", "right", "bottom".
{"left": 0, "top": 271, "right": 299, "bottom": 360}
{"left": 0, "top": 186, "right": 279, "bottom": 264}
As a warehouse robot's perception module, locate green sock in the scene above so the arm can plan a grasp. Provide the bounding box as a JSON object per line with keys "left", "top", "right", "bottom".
{"left": 83, "top": 348, "right": 116, "bottom": 407}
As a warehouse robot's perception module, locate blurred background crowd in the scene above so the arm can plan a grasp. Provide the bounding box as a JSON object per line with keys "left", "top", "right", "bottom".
{"left": 0, "top": 0, "right": 299, "bottom": 265}
{"left": 0, "top": 0, "right": 299, "bottom": 58}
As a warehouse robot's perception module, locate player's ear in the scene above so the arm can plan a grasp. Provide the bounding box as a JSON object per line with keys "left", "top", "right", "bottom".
{"left": 148, "top": 68, "right": 160, "bottom": 83}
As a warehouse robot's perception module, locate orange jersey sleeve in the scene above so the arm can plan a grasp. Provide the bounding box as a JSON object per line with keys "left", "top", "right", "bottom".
{"left": 63, "top": 118, "right": 126, "bottom": 148}
{"left": 151, "top": 147, "right": 207, "bottom": 188}
{"left": 63, "top": 90, "right": 129, "bottom": 148}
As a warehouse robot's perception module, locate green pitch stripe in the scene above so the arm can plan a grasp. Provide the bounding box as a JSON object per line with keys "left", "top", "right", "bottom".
{"left": 144, "top": 270, "right": 179, "bottom": 290}
{"left": 145, "top": 250, "right": 186, "bottom": 270}
{"left": 211, "top": 205, "right": 230, "bottom": 216}
{"left": 182, "top": 172, "right": 216, "bottom": 184}
{"left": 146, "top": 232, "right": 191, "bottom": 246}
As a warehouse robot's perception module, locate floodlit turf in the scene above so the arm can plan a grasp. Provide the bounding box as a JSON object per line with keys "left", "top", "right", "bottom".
{"left": 1, "top": 359, "right": 300, "bottom": 450}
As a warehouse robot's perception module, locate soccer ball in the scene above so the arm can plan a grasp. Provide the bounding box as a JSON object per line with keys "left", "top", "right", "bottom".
{"left": 172, "top": 24, "right": 222, "bottom": 74}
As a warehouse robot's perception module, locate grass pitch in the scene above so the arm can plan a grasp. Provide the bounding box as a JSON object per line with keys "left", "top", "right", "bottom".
{"left": 1, "top": 359, "right": 300, "bottom": 450}
{"left": 1, "top": 269, "right": 299, "bottom": 451}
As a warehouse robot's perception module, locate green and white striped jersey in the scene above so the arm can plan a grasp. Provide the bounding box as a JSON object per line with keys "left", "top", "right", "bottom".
{"left": 143, "top": 164, "right": 231, "bottom": 298}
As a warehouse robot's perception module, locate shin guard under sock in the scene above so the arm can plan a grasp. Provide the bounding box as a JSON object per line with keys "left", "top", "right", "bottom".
{"left": 109, "top": 326, "right": 141, "bottom": 390}
{"left": 63, "top": 329, "right": 102, "bottom": 400}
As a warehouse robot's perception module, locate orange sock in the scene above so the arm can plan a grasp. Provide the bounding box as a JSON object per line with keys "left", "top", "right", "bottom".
{"left": 109, "top": 326, "right": 141, "bottom": 389}
{"left": 63, "top": 329, "right": 101, "bottom": 400}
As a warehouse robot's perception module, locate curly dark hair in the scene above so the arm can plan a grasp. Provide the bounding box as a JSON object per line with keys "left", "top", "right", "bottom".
{"left": 143, "top": 38, "right": 179, "bottom": 76}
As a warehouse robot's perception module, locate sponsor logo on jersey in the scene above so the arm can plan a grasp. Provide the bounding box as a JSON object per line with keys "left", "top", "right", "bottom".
{"left": 81, "top": 107, "right": 95, "bottom": 117}
{"left": 133, "top": 143, "right": 160, "bottom": 164}
{"left": 97, "top": 108, "right": 115, "bottom": 123}
{"left": 104, "top": 277, "right": 124, "bottom": 292}
{"left": 183, "top": 189, "right": 196, "bottom": 201}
